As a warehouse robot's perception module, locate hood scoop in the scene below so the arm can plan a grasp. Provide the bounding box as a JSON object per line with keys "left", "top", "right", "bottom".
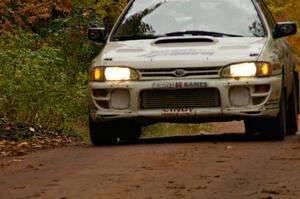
{"left": 153, "top": 36, "right": 217, "bottom": 45}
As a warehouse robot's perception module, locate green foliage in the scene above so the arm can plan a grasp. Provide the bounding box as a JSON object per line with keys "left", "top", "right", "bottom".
{"left": 0, "top": 0, "right": 105, "bottom": 135}
{"left": 0, "top": 0, "right": 123, "bottom": 136}
{"left": 0, "top": 33, "right": 85, "bottom": 131}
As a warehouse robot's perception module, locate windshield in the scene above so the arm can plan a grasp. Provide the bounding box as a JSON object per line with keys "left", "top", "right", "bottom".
{"left": 111, "top": 0, "right": 265, "bottom": 41}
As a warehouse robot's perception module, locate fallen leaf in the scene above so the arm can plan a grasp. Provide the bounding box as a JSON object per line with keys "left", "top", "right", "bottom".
{"left": 17, "top": 142, "right": 29, "bottom": 148}
{"left": 12, "top": 159, "right": 22, "bottom": 162}
{"left": 29, "top": 127, "right": 36, "bottom": 132}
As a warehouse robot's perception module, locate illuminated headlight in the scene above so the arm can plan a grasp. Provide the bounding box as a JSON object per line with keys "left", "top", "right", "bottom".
{"left": 91, "top": 66, "right": 139, "bottom": 81}
{"left": 221, "top": 62, "right": 273, "bottom": 78}
{"left": 105, "top": 67, "right": 131, "bottom": 81}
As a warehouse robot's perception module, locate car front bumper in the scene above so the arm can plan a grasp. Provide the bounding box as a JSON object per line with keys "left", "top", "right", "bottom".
{"left": 89, "top": 75, "right": 282, "bottom": 123}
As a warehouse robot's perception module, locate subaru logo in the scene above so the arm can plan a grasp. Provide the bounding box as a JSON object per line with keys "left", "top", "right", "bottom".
{"left": 174, "top": 69, "right": 186, "bottom": 77}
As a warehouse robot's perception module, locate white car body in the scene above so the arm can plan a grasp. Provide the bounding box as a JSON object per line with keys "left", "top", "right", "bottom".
{"left": 88, "top": 0, "right": 298, "bottom": 144}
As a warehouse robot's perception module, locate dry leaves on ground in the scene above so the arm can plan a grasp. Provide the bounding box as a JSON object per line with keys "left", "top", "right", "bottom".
{"left": 0, "top": 118, "right": 81, "bottom": 157}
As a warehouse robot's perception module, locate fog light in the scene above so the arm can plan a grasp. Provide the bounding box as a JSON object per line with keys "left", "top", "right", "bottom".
{"left": 229, "top": 87, "right": 250, "bottom": 106}
{"left": 111, "top": 90, "right": 130, "bottom": 109}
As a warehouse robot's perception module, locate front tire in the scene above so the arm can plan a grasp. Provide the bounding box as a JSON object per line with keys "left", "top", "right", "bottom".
{"left": 244, "top": 90, "right": 287, "bottom": 140}
{"left": 286, "top": 75, "right": 299, "bottom": 135}
{"left": 89, "top": 118, "right": 118, "bottom": 146}
{"left": 260, "top": 90, "right": 287, "bottom": 140}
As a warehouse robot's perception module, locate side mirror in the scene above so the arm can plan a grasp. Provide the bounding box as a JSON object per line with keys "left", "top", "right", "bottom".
{"left": 273, "top": 22, "right": 297, "bottom": 39}
{"left": 88, "top": 27, "right": 106, "bottom": 43}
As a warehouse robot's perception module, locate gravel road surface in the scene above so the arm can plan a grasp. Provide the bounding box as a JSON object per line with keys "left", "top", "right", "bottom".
{"left": 1, "top": 122, "right": 300, "bottom": 199}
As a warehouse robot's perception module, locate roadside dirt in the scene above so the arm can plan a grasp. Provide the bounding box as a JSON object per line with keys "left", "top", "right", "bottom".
{"left": 1, "top": 121, "right": 300, "bottom": 199}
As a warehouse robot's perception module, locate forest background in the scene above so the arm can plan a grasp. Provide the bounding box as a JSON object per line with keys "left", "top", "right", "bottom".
{"left": 0, "top": 0, "right": 299, "bottom": 140}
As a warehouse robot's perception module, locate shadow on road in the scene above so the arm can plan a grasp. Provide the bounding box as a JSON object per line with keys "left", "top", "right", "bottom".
{"left": 116, "top": 133, "right": 283, "bottom": 146}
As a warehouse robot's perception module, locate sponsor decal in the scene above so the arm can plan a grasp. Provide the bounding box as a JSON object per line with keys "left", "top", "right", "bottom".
{"left": 104, "top": 57, "right": 113, "bottom": 61}
{"left": 153, "top": 81, "right": 208, "bottom": 89}
{"left": 162, "top": 108, "right": 193, "bottom": 113}
{"left": 181, "top": 81, "right": 208, "bottom": 88}
{"left": 153, "top": 82, "right": 177, "bottom": 89}
{"left": 152, "top": 0, "right": 190, "bottom": 4}
{"left": 139, "top": 49, "right": 214, "bottom": 58}
{"left": 161, "top": 108, "right": 198, "bottom": 117}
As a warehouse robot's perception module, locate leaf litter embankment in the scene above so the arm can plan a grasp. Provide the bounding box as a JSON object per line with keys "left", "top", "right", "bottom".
{"left": 0, "top": 118, "right": 81, "bottom": 157}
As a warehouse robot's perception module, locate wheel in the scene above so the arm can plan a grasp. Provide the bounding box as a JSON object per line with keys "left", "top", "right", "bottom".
{"left": 244, "top": 90, "right": 287, "bottom": 140}
{"left": 259, "top": 90, "right": 287, "bottom": 140}
{"left": 118, "top": 120, "right": 142, "bottom": 142}
{"left": 89, "top": 118, "right": 118, "bottom": 146}
{"left": 286, "top": 75, "right": 299, "bottom": 135}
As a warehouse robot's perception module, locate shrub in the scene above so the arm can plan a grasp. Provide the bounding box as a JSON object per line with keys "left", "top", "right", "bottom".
{"left": 0, "top": 0, "right": 103, "bottom": 134}
{"left": 0, "top": 31, "right": 92, "bottom": 132}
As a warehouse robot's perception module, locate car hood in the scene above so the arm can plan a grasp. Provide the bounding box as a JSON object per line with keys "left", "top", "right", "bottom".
{"left": 93, "top": 36, "right": 267, "bottom": 69}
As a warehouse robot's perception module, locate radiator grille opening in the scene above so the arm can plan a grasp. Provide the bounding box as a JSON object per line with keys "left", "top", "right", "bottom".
{"left": 140, "top": 89, "right": 220, "bottom": 109}
{"left": 138, "top": 67, "right": 220, "bottom": 80}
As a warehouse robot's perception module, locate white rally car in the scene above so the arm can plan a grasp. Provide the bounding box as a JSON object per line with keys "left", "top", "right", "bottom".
{"left": 88, "top": 0, "right": 298, "bottom": 145}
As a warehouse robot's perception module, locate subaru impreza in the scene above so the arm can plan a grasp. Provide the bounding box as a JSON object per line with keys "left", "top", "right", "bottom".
{"left": 88, "top": 0, "right": 298, "bottom": 145}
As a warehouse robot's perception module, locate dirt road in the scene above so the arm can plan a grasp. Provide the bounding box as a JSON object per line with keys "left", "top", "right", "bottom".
{"left": 2, "top": 122, "right": 300, "bottom": 199}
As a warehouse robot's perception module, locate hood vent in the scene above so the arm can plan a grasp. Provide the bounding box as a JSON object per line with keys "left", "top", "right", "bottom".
{"left": 154, "top": 37, "right": 216, "bottom": 45}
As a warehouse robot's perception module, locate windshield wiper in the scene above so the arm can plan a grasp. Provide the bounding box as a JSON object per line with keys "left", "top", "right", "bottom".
{"left": 165, "top": 30, "right": 243, "bottom": 37}
{"left": 111, "top": 34, "right": 160, "bottom": 41}
{"left": 111, "top": 31, "right": 243, "bottom": 41}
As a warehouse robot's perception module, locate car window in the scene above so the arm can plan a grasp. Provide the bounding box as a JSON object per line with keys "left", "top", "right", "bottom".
{"left": 112, "top": 0, "right": 266, "bottom": 40}
{"left": 259, "top": 0, "right": 276, "bottom": 31}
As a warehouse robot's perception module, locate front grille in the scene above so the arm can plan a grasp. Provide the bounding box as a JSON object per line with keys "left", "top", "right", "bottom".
{"left": 140, "top": 89, "right": 220, "bottom": 109}
{"left": 138, "top": 67, "right": 221, "bottom": 80}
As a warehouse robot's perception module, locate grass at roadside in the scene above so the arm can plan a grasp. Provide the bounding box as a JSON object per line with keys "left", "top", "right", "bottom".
{"left": 143, "top": 123, "right": 214, "bottom": 138}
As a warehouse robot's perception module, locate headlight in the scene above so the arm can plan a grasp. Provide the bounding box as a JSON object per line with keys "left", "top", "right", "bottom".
{"left": 221, "top": 62, "right": 273, "bottom": 78}
{"left": 91, "top": 66, "right": 139, "bottom": 81}
{"left": 105, "top": 67, "right": 131, "bottom": 81}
